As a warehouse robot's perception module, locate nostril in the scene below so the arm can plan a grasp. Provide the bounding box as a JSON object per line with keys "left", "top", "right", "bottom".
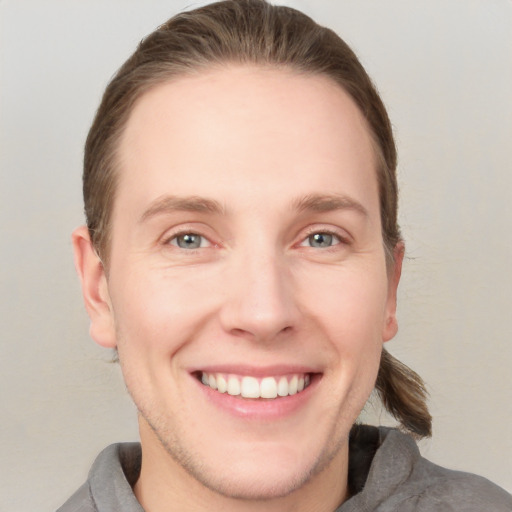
{"left": 228, "top": 324, "right": 293, "bottom": 341}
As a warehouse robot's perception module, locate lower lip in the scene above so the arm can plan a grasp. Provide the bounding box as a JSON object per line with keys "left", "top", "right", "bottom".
{"left": 193, "top": 375, "right": 319, "bottom": 420}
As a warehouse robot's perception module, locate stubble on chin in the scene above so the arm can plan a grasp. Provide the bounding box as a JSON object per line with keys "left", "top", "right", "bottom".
{"left": 136, "top": 407, "right": 350, "bottom": 503}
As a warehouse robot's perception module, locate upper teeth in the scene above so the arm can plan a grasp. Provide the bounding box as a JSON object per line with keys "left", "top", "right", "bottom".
{"left": 201, "top": 372, "right": 311, "bottom": 399}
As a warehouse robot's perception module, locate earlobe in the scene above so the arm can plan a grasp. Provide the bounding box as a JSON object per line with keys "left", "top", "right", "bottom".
{"left": 382, "top": 242, "right": 404, "bottom": 342}
{"left": 72, "top": 226, "right": 117, "bottom": 348}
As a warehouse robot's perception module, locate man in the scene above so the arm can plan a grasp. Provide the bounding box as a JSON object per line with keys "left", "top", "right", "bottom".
{"left": 59, "top": 1, "right": 512, "bottom": 510}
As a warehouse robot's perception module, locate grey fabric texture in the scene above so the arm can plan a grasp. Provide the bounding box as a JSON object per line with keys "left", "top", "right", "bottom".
{"left": 57, "top": 427, "right": 512, "bottom": 511}
{"left": 336, "top": 429, "right": 512, "bottom": 511}
{"left": 57, "top": 443, "right": 144, "bottom": 512}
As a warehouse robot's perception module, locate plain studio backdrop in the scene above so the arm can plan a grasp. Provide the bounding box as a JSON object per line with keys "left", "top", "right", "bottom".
{"left": 1, "top": 1, "right": 511, "bottom": 510}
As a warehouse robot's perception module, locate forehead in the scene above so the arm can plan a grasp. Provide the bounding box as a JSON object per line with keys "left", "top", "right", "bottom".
{"left": 115, "top": 65, "right": 378, "bottom": 219}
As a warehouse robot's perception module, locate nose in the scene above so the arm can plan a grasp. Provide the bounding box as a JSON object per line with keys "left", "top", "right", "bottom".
{"left": 219, "top": 249, "right": 299, "bottom": 343}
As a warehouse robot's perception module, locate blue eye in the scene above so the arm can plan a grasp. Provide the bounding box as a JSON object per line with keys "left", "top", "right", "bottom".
{"left": 171, "top": 233, "right": 206, "bottom": 249}
{"left": 306, "top": 232, "right": 339, "bottom": 248}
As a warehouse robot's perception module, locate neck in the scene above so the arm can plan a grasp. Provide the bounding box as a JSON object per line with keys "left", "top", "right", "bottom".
{"left": 133, "top": 419, "right": 349, "bottom": 512}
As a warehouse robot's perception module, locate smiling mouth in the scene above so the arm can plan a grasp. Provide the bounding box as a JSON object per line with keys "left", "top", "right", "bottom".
{"left": 198, "top": 372, "right": 312, "bottom": 399}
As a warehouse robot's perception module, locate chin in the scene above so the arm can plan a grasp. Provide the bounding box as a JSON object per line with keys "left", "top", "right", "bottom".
{"left": 150, "top": 418, "right": 345, "bottom": 502}
{"left": 178, "top": 457, "right": 317, "bottom": 500}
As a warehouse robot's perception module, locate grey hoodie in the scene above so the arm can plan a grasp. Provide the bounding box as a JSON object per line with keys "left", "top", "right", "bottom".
{"left": 57, "top": 426, "right": 512, "bottom": 511}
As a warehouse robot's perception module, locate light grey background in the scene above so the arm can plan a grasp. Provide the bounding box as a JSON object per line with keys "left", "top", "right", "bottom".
{"left": 1, "top": 1, "right": 511, "bottom": 510}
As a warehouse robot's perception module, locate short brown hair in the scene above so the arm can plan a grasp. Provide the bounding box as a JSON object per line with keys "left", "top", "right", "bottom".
{"left": 83, "top": 0, "right": 431, "bottom": 437}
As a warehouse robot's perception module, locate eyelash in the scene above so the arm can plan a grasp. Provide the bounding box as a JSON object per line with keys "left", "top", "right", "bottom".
{"left": 163, "top": 230, "right": 214, "bottom": 251}
{"left": 298, "top": 227, "right": 350, "bottom": 250}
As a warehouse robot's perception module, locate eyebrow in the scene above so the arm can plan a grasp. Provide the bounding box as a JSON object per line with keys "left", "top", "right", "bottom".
{"left": 139, "top": 195, "right": 225, "bottom": 222}
{"left": 139, "top": 192, "right": 368, "bottom": 223}
{"left": 292, "top": 193, "right": 369, "bottom": 218}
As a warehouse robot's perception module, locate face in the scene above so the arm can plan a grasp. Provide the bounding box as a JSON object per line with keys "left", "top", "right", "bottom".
{"left": 76, "top": 66, "right": 401, "bottom": 501}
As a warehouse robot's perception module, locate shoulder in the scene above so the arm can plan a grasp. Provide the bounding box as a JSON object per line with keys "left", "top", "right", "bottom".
{"left": 341, "top": 427, "right": 512, "bottom": 512}
{"left": 375, "top": 428, "right": 512, "bottom": 511}
{"left": 56, "top": 482, "right": 96, "bottom": 512}
{"left": 408, "top": 468, "right": 512, "bottom": 511}
{"left": 57, "top": 443, "right": 143, "bottom": 512}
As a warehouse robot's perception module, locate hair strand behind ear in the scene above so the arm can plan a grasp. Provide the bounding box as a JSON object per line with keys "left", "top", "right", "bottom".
{"left": 376, "top": 348, "right": 432, "bottom": 438}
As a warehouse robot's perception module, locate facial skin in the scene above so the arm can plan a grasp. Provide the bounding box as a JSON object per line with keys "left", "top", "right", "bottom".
{"left": 74, "top": 66, "right": 402, "bottom": 512}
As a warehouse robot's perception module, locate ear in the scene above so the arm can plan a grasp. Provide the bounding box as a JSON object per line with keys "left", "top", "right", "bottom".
{"left": 382, "top": 242, "right": 404, "bottom": 342}
{"left": 72, "top": 226, "right": 117, "bottom": 348}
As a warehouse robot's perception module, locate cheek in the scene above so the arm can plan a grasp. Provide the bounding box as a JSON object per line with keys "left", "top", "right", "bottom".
{"left": 299, "top": 263, "right": 389, "bottom": 342}
{"left": 110, "top": 268, "right": 214, "bottom": 354}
